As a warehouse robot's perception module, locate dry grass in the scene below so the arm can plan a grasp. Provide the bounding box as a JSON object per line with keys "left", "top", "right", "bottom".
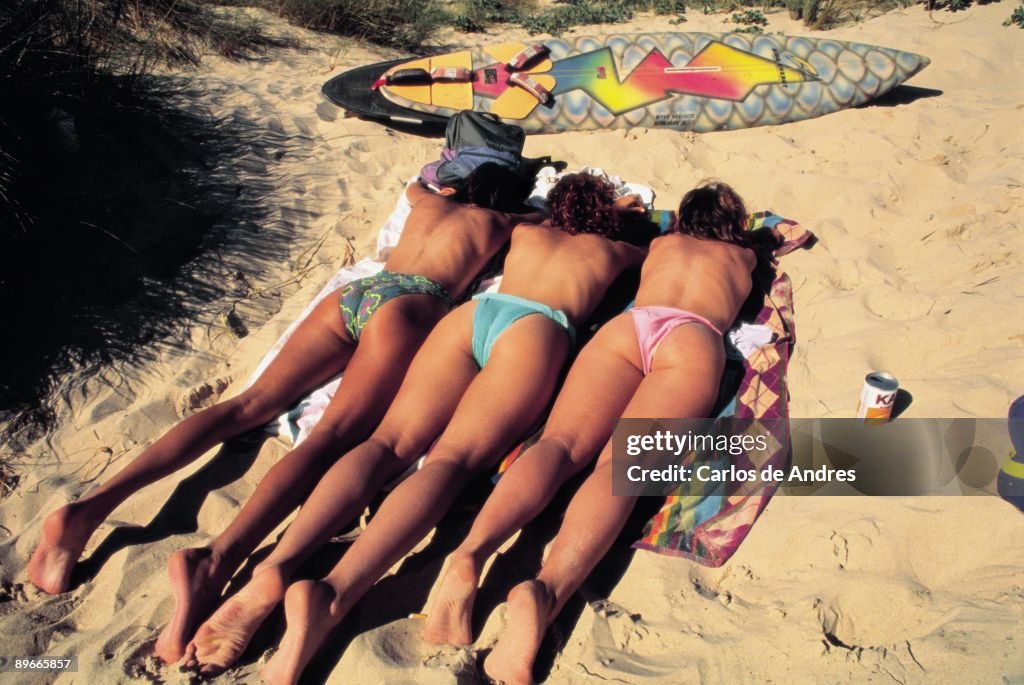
{"left": 268, "top": 0, "right": 449, "bottom": 49}
{"left": 786, "top": 0, "right": 858, "bottom": 27}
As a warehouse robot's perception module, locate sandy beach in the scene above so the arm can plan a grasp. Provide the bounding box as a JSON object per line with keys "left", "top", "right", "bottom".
{"left": 1, "top": 3, "right": 1023, "bottom": 683}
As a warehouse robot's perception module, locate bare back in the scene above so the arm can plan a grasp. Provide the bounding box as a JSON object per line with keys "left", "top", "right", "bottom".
{"left": 498, "top": 223, "right": 645, "bottom": 325}
{"left": 384, "top": 183, "right": 535, "bottom": 299}
{"left": 636, "top": 234, "right": 756, "bottom": 332}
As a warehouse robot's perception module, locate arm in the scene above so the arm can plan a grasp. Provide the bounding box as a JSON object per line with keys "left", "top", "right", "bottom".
{"left": 614, "top": 193, "right": 645, "bottom": 214}
{"left": 616, "top": 240, "right": 648, "bottom": 268}
{"left": 513, "top": 210, "right": 549, "bottom": 226}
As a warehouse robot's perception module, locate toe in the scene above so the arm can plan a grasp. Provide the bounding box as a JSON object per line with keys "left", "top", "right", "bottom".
{"left": 182, "top": 643, "right": 198, "bottom": 669}
{"left": 199, "top": 664, "right": 224, "bottom": 678}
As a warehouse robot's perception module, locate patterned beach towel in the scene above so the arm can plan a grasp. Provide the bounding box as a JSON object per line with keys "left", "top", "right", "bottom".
{"left": 632, "top": 211, "right": 808, "bottom": 566}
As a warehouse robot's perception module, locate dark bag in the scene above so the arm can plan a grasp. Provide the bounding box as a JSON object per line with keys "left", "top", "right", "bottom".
{"left": 436, "top": 146, "right": 522, "bottom": 188}
{"left": 424, "top": 110, "right": 566, "bottom": 190}
{"left": 444, "top": 111, "right": 525, "bottom": 156}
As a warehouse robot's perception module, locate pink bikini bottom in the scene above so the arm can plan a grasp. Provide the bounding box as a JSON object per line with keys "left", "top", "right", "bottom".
{"left": 629, "top": 306, "right": 723, "bottom": 376}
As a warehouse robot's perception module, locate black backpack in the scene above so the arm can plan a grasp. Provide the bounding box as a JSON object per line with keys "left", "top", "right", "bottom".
{"left": 444, "top": 111, "right": 525, "bottom": 156}
{"left": 434, "top": 111, "right": 565, "bottom": 189}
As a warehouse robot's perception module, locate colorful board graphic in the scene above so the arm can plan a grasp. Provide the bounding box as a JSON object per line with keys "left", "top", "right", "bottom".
{"left": 323, "top": 33, "right": 930, "bottom": 134}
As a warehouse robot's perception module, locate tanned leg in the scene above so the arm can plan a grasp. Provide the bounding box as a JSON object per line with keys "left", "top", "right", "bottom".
{"left": 29, "top": 290, "right": 355, "bottom": 596}
{"left": 261, "top": 313, "right": 571, "bottom": 685}
{"left": 187, "top": 303, "right": 481, "bottom": 675}
{"left": 156, "top": 294, "right": 447, "bottom": 664}
{"left": 424, "top": 314, "right": 642, "bottom": 646}
{"left": 485, "top": 324, "right": 725, "bottom": 685}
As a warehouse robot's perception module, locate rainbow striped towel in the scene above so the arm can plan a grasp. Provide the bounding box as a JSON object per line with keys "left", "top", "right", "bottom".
{"left": 632, "top": 211, "right": 806, "bottom": 565}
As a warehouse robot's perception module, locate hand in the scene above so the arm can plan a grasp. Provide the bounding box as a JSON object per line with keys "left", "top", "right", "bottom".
{"left": 614, "top": 193, "right": 645, "bottom": 214}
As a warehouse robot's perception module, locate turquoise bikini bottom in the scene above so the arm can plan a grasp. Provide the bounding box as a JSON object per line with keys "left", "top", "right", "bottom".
{"left": 470, "top": 292, "right": 576, "bottom": 368}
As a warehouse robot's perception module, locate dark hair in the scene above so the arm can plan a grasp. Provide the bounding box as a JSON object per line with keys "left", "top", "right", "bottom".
{"left": 676, "top": 181, "right": 750, "bottom": 247}
{"left": 548, "top": 173, "right": 620, "bottom": 237}
{"left": 455, "top": 163, "right": 529, "bottom": 212}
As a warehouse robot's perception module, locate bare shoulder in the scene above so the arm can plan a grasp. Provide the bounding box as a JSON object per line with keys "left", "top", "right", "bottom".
{"left": 608, "top": 237, "right": 647, "bottom": 266}
{"left": 722, "top": 241, "right": 756, "bottom": 269}
{"left": 649, "top": 233, "right": 686, "bottom": 251}
{"left": 511, "top": 222, "right": 550, "bottom": 239}
{"left": 742, "top": 245, "right": 757, "bottom": 269}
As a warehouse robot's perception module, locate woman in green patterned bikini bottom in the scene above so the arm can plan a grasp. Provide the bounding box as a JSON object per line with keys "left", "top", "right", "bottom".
{"left": 339, "top": 271, "right": 453, "bottom": 342}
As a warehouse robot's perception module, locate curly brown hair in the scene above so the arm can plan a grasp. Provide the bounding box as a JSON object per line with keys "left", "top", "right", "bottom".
{"left": 547, "top": 173, "right": 621, "bottom": 237}
{"left": 675, "top": 181, "right": 750, "bottom": 247}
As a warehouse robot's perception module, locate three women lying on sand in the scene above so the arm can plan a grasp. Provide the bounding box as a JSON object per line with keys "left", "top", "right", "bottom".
{"left": 28, "top": 165, "right": 766, "bottom": 685}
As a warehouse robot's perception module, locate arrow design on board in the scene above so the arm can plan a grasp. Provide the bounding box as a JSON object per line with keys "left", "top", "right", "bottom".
{"left": 523, "top": 41, "right": 818, "bottom": 115}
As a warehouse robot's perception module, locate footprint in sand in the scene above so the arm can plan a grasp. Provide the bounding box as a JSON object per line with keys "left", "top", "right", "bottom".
{"left": 316, "top": 101, "right": 338, "bottom": 122}
{"left": 0, "top": 582, "right": 30, "bottom": 618}
{"left": 928, "top": 152, "right": 968, "bottom": 184}
{"left": 824, "top": 260, "right": 862, "bottom": 292}
{"left": 292, "top": 115, "right": 319, "bottom": 137}
{"left": 348, "top": 139, "right": 372, "bottom": 154}
{"left": 829, "top": 532, "right": 850, "bottom": 568}
{"left": 862, "top": 287, "right": 934, "bottom": 321}
{"left": 588, "top": 599, "right": 649, "bottom": 651}
{"left": 327, "top": 618, "right": 474, "bottom": 682}
{"left": 179, "top": 377, "right": 232, "bottom": 417}
{"left": 814, "top": 575, "right": 935, "bottom": 666}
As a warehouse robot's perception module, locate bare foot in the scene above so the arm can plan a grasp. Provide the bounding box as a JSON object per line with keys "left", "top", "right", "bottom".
{"left": 422, "top": 553, "right": 481, "bottom": 645}
{"left": 259, "top": 580, "right": 343, "bottom": 685}
{"left": 27, "top": 503, "right": 98, "bottom": 594}
{"left": 483, "top": 580, "right": 554, "bottom": 685}
{"left": 181, "top": 564, "right": 288, "bottom": 676}
{"left": 154, "top": 548, "right": 234, "bottom": 664}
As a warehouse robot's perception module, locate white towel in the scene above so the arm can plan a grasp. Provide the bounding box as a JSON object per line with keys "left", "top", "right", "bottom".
{"left": 526, "top": 165, "right": 655, "bottom": 211}
{"left": 727, "top": 324, "right": 775, "bottom": 359}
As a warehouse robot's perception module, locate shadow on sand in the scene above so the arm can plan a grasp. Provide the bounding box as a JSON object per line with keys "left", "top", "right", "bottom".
{"left": 258, "top": 471, "right": 668, "bottom": 684}
{"left": 859, "top": 85, "right": 943, "bottom": 108}
{"left": 1, "top": 71, "right": 313, "bottom": 452}
{"left": 74, "top": 433, "right": 270, "bottom": 587}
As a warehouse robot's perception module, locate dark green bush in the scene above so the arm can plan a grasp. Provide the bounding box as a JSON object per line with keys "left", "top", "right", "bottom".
{"left": 731, "top": 8, "right": 769, "bottom": 23}
{"left": 271, "top": 0, "right": 446, "bottom": 50}
{"left": 651, "top": 0, "right": 688, "bottom": 13}
{"left": 518, "top": 1, "right": 639, "bottom": 34}
{"left": 1005, "top": 3, "right": 1024, "bottom": 25}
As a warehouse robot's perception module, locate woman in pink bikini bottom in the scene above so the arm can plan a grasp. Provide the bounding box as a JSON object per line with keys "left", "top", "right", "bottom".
{"left": 628, "top": 305, "right": 723, "bottom": 375}
{"left": 422, "top": 181, "right": 768, "bottom": 685}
